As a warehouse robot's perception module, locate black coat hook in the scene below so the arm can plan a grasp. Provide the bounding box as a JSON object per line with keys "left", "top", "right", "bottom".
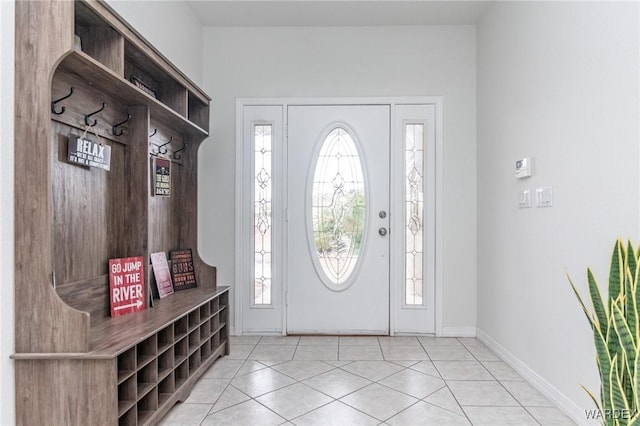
{"left": 149, "top": 129, "right": 157, "bottom": 138}
{"left": 51, "top": 87, "right": 74, "bottom": 115}
{"left": 84, "top": 102, "right": 106, "bottom": 126}
{"left": 173, "top": 143, "right": 187, "bottom": 160}
{"left": 158, "top": 136, "right": 173, "bottom": 155}
{"left": 112, "top": 114, "right": 131, "bottom": 136}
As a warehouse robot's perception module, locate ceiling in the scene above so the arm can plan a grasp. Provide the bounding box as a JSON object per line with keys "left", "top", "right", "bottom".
{"left": 186, "top": 1, "right": 491, "bottom": 27}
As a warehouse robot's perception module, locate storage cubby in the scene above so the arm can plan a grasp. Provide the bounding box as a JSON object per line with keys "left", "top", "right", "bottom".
{"left": 118, "top": 375, "right": 137, "bottom": 417}
{"left": 74, "top": 1, "right": 124, "bottom": 74}
{"left": 158, "top": 325, "right": 174, "bottom": 354}
{"left": 118, "top": 347, "right": 136, "bottom": 383}
{"left": 188, "top": 310, "right": 201, "bottom": 331}
{"left": 158, "top": 349, "right": 174, "bottom": 380}
{"left": 13, "top": 1, "right": 229, "bottom": 425}
{"left": 188, "top": 91, "right": 210, "bottom": 132}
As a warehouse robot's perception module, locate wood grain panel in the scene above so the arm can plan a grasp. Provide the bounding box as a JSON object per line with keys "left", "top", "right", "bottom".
{"left": 55, "top": 275, "right": 110, "bottom": 322}
{"left": 51, "top": 121, "right": 126, "bottom": 284}
{"left": 15, "top": 359, "right": 117, "bottom": 425}
{"left": 15, "top": 0, "right": 90, "bottom": 353}
{"left": 52, "top": 71, "right": 133, "bottom": 141}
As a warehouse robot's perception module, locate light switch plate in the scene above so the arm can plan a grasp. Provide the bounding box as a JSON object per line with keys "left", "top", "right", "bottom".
{"left": 535, "top": 186, "right": 553, "bottom": 207}
{"left": 519, "top": 189, "right": 531, "bottom": 208}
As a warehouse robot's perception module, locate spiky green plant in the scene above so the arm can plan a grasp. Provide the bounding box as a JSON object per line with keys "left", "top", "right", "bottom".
{"left": 569, "top": 239, "right": 640, "bottom": 425}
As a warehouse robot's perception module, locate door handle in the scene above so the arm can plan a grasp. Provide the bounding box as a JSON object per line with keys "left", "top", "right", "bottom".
{"left": 378, "top": 227, "right": 388, "bottom": 236}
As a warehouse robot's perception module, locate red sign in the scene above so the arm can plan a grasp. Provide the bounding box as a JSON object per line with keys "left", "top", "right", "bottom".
{"left": 109, "top": 256, "right": 145, "bottom": 317}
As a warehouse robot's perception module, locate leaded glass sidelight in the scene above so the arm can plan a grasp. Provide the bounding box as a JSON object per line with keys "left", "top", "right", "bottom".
{"left": 311, "top": 128, "right": 366, "bottom": 287}
{"left": 405, "top": 124, "right": 424, "bottom": 305}
{"left": 254, "top": 125, "right": 272, "bottom": 305}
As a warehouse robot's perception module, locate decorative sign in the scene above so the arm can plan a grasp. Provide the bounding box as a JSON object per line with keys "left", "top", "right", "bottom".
{"left": 150, "top": 251, "right": 174, "bottom": 299}
{"left": 170, "top": 249, "right": 197, "bottom": 291}
{"left": 130, "top": 76, "right": 157, "bottom": 98}
{"left": 109, "top": 256, "right": 145, "bottom": 317}
{"left": 68, "top": 135, "right": 111, "bottom": 171}
{"left": 154, "top": 157, "right": 171, "bottom": 197}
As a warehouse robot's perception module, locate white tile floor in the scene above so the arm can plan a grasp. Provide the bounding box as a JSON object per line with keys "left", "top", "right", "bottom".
{"left": 159, "top": 336, "right": 575, "bottom": 425}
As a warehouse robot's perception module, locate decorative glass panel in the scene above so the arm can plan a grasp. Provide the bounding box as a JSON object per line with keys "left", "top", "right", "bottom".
{"left": 405, "top": 124, "right": 424, "bottom": 305}
{"left": 311, "top": 128, "right": 365, "bottom": 286}
{"left": 254, "top": 125, "right": 272, "bottom": 304}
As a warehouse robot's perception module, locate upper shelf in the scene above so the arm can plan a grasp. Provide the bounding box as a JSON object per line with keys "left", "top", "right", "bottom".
{"left": 71, "top": 0, "right": 210, "bottom": 135}
{"left": 56, "top": 51, "right": 209, "bottom": 138}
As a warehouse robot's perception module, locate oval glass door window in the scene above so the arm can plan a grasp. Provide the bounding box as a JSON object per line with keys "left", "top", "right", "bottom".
{"left": 310, "top": 127, "right": 366, "bottom": 288}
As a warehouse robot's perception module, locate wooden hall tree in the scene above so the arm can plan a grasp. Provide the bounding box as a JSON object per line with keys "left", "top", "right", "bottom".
{"left": 12, "top": 1, "right": 229, "bottom": 424}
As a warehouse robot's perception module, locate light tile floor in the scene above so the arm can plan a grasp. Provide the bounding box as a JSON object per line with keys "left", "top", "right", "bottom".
{"left": 159, "top": 336, "right": 575, "bottom": 426}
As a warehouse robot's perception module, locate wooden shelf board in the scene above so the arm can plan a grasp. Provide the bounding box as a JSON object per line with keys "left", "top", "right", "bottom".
{"left": 56, "top": 50, "right": 208, "bottom": 138}
{"left": 118, "top": 369, "right": 136, "bottom": 384}
{"left": 90, "top": 286, "right": 229, "bottom": 356}
{"left": 137, "top": 382, "right": 155, "bottom": 398}
{"left": 118, "top": 399, "right": 136, "bottom": 416}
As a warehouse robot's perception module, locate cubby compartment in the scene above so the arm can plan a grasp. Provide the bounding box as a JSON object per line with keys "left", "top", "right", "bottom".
{"left": 188, "top": 91, "right": 210, "bottom": 132}
{"left": 188, "top": 351, "right": 201, "bottom": 374}
{"left": 124, "top": 41, "right": 188, "bottom": 115}
{"left": 188, "top": 310, "right": 200, "bottom": 331}
{"left": 158, "top": 325, "right": 174, "bottom": 354}
{"left": 175, "top": 359, "right": 189, "bottom": 389}
{"left": 175, "top": 316, "right": 188, "bottom": 341}
{"left": 158, "top": 348, "right": 174, "bottom": 380}
{"left": 137, "top": 387, "right": 158, "bottom": 424}
{"left": 158, "top": 374, "right": 175, "bottom": 406}
{"left": 118, "top": 375, "right": 137, "bottom": 417}
{"left": 199, "top": 303, "right": 211, "bottom": 320}
{"left": 200, "top": 319, "right": 211, "bottom": 341}
{"left": 74, "top": 2, "right": 124, "bottom": 74}
{"left": 137, "top": 360, "right": 158, "bottom": 399}
{"left": 137, "top": 335, "right": 158, "bottom": 369}
{"left": 188, "top": 329, "right": 200, "bottom": 354}
{"left": 118, "top": 347, "right": 136, "bottom": 383}
{"left": 200, "top": 338, "right": 212, "bottom": 359}
{"left": 174, "top": 335, "right": 188, "bottom": 366}
{"left": 118, "top": 406, "right": 136, "bottom": 426}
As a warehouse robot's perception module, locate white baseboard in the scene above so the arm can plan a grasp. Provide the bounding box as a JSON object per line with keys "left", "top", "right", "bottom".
{"left": 440, "top": 326, "right": 477, "bottom": 337}
{"left": 476, "top": 328, "right": 593, "bottom": 425}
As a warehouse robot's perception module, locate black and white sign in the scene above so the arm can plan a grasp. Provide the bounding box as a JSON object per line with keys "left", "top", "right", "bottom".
{"left": 68, "top": 136, "right": 111, "bottom": 171}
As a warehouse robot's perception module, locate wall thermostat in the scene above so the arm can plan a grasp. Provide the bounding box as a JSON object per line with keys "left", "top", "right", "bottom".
{"left": 515, "top": 157, "right": 532, "bottom": 179}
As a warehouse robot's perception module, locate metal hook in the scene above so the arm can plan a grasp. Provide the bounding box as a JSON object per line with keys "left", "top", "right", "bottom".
{"left": 84, "top": 102, "right": 106, "bottom": 126}
{"left": 112, "top": 114, "right": 131, "bottom": 136}
{"left": 149, "top": 128, "right": 157, "bottom": 138}
{"left": 51, "top": 87, "right": 74, "bottom": 115}
{"left": 158, "top": 136, "right": 173, "bottom": 155}
{"left": 173, "top": 143, "right": 187, "bottom": 160}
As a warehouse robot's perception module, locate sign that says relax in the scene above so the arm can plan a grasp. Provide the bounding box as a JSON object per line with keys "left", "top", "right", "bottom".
{"left": 68, "top": 135, "right": 112, "bottom": 171}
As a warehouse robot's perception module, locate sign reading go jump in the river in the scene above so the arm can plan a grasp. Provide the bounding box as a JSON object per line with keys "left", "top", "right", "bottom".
{"left": 109, "top": 256, "right": 145, "bottom": 317}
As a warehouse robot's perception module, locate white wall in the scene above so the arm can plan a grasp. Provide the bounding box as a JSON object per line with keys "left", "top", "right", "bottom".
{"left": 0, "top": 1, "right": 15, "bottom": 424}
{"left": 200, "top": 26, "right": 478, "bottom": 333}
{"left": 106, "top": 0, "right": 204, "bottom": 86}
{"left": 477, "top": 1, "right": 639, "bottom": 420}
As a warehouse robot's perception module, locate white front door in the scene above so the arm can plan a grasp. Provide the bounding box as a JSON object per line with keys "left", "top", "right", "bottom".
{"left": 287, "top": 105, "right": 390, "bottom": 334}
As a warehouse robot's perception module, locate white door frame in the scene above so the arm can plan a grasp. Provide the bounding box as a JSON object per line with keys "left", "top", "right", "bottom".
{"left": 235, "top": 97, "right": 444, "bottom": 336}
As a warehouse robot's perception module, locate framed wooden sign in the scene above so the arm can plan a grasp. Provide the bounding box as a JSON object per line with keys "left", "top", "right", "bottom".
{"left": 109, "top": 256, "right": 145, "bottom": 317}
{"left": 68, "top": 135, "right": 111, "bottom": 171}
{"left": 154, "top": 157, "right": 171, "bottom": 196}
{"left": 170, "top": 249, "right": 197, "bottom": 291}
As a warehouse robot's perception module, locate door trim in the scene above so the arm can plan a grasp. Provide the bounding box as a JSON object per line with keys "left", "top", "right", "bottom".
{"left": 235, "top": 97, "right": 444, "bottom": 336}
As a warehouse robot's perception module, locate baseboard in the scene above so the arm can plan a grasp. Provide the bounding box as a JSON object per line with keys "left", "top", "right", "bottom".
{"left": 476, "top": 328, "right": 593, "bottom": 425}
{"left": 440, "top": 326, "right": 477, "bottom": 337}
